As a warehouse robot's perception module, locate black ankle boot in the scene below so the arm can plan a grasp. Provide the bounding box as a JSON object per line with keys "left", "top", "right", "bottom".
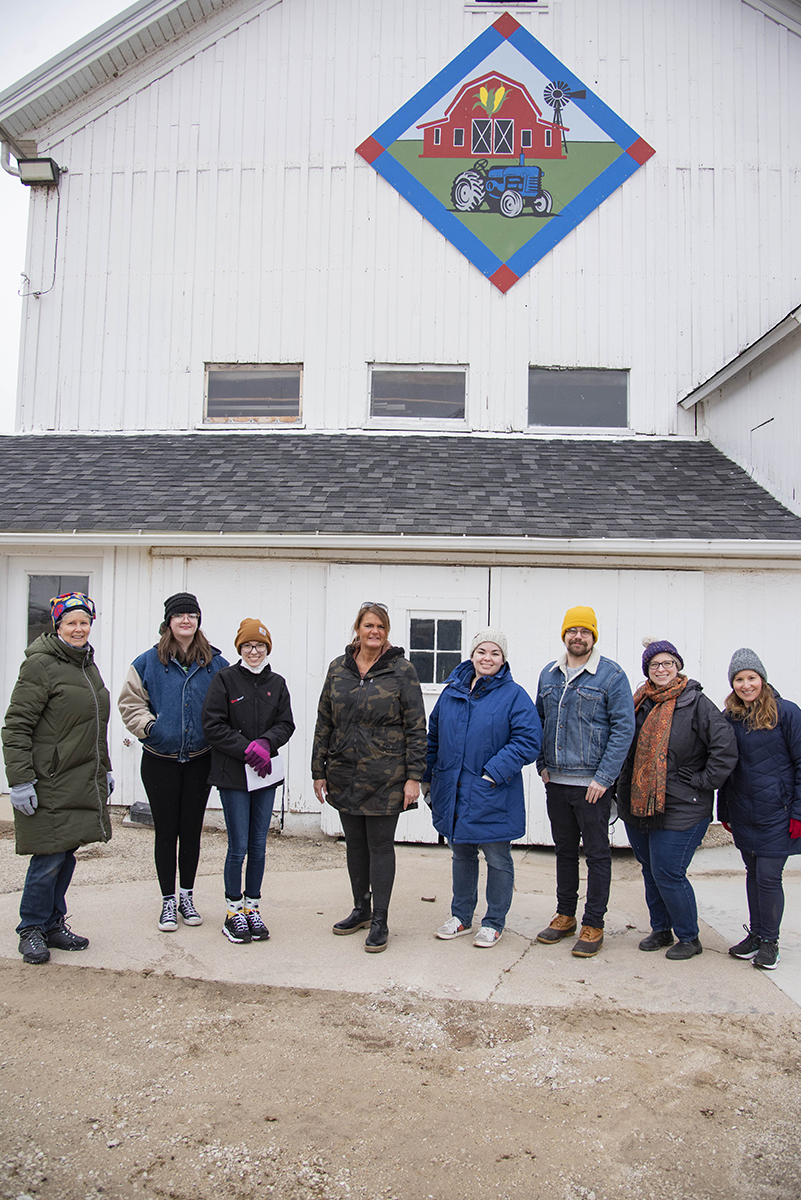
{"left": 365, "top": 909, "right": 388, "bottom": 953}
{"left": 332, "top": 894, "right": 372, "bottom": 936}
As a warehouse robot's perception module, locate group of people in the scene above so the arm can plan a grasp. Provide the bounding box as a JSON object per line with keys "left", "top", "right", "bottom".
{"left": 3, "top": 593, "right": 800, "bottom": 976}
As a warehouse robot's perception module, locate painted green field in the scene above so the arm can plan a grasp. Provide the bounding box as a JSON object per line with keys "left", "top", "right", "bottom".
{"left": 387, "top": 139, "right": 623, "bottom": 259}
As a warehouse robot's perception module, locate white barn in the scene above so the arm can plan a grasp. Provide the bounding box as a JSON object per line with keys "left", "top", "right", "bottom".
{"left": 0, "top": 0, "right": 799, "bottom": 843}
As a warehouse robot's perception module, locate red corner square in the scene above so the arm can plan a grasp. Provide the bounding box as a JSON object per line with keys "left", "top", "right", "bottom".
{"left": 626, "top": 137, "right": 656, "bottom": 165}
{"left": 490, "top": 264, "right": 519, "bottom": 293}
{"left": 493, "top": 13, "right": 521, "bottom": 39}
{"left": 356, "top": 136, "right": 385, "bottom": 165}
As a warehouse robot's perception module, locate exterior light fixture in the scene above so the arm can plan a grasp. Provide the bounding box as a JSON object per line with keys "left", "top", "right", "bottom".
{"left": 17, "top": 158, "right": 60, "bottom": 185}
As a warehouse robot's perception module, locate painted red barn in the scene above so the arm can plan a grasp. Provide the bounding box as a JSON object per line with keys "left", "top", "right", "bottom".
{"left": 417, "top": 72, "right": 566, "bottom": 159}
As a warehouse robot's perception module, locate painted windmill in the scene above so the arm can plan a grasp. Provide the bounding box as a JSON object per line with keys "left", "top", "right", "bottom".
{"left": 543, "top": 80, "right": 586, "bottom": 154}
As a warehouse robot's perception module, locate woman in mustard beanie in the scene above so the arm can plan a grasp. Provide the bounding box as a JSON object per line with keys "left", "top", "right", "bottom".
{"left": 202, "top": 619, "right": 295, "bottom": 944}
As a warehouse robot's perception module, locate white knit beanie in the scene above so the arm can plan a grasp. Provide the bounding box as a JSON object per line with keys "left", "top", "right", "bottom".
{"left": 469, "top": 628, "right": 508, "bottom": 661}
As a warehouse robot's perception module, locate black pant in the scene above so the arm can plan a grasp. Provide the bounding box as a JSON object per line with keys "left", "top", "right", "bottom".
{"left": 339, "top": 812, "right": 400, "bottom": 912}
{"left": 545, "top": 781, "right": 612, "bottom": 929}
{"left": 141, "top": 752, "right": 211, "bottom": 896}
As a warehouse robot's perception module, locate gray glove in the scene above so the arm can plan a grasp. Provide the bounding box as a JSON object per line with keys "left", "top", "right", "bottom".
{"left": 107, "top": 772, "right": 115, "bottom": 796}
{"left": 10, "top": 781, "right": 38, "bottom": 816}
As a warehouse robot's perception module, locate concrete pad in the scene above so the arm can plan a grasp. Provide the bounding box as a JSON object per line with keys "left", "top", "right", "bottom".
{"left": 1, "top": 842, "right": 798, "bottom": 1016}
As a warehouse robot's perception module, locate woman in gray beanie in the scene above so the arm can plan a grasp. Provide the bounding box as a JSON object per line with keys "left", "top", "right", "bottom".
{"left": 719, "top": 649, "right": 801, "bottom": 970}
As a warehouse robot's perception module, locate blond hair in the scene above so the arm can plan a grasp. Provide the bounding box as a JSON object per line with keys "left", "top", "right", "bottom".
{"left": 725, "top": 685, "right": 778, "bottom": 731}
{"left": 350, "top": 603, "right": 390, "bottom": 646}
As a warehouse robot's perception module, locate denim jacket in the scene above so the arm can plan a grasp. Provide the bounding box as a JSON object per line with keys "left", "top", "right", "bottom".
{"left": 535, "top": 646, "right": 635, "bottom": 788}
{"left": 119, "top": 646, "right": 228, "bottom": 762}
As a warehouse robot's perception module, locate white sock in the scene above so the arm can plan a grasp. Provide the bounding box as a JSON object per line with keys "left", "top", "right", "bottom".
{"left": 244, "top": 897, "right": 260, "bottom": 912}
{"left": 226, "top": 898, "right": 243, "bottom": 915}
{"left": 179, "top": 887, "right": 193, "bottom": 901}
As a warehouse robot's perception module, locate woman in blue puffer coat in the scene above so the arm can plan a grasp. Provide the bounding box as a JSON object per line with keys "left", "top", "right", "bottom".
{"left": 719, "top": 648, "right": 801, "bottom": 971}
{"left": 423, "top": 629, "right": 542, "bottom": 948}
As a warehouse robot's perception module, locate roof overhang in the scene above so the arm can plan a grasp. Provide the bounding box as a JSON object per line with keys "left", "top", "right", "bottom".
{"left": 0, "top": 0, "right": 242, "bottom": 154}
{"left": 679, "top": 304, "right": 801, "bottom": 410}
{"left": 743, "top": 0, "right": 801, "bottom": 37}
{"left": 2, "top": 531, "right": 800, "bottom": 571}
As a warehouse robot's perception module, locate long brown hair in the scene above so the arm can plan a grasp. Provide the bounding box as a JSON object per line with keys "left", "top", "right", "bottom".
{"left": 350, "top": 603, "right": 391, "bottom": 647}
{"left": 725, "top": 684, "right": 778, "bottom": 731}
{"left": 157, "top": 624, "right": 214, "bottom": 667}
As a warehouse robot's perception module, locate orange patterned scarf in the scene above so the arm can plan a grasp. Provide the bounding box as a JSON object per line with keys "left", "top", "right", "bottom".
{"left": 629, "top": 676, "right": 688, "bottom": 817}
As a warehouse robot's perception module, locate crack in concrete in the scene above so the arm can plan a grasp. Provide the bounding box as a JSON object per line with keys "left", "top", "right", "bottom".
{"left": 486, "top": 935, "right": 535, "bottom": 1001}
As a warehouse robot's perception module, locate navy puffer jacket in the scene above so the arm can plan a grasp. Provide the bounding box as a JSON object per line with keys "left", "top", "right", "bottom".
{"left": 425, "top": 660, "right": 542, "bottom": 844}
{"left": 718, "top": 690, "right": 801, "bottom": 858}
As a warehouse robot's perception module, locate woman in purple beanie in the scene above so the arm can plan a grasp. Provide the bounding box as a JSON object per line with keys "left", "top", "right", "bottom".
{"left": 617, "top": 638, "right": 737, "bottom": 960}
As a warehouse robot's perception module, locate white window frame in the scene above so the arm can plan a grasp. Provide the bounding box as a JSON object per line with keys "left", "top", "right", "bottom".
{"left": 407, "top": 609, "right": 468, "bottom": 695}
{"left": 367, "top": 364, "right": 469, "bottom": 431}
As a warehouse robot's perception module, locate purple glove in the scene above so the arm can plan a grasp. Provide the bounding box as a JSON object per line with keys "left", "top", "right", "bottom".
{"left": 244, "top": 739, "right": 272, "bottom": 778}
{"left": 790, "top": 819, "right": 801, "bottom": 840}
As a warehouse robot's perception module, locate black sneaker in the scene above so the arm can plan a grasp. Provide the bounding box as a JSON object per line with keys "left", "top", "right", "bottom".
{"left": 244, "top": 907, "right": 270, "bottom": 941}
{"left": 222, "top": 911, "right": 252, "bottom": 944}
{"left": 729, "top": 926, "right": 761, "bottom": 959}
{"left": 753, "top": 939, "right": 780, "bottom": 970}
{"left": 45, "top": 918, "right": 89, "bottom": 951}
{"left": 18, "top": 926, "right": 50, "bottom": 965}
{"left": 178, "top": 891, "right": 203, "bottom": 926}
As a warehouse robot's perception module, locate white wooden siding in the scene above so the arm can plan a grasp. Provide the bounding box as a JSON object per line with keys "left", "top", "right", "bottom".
{"left": 12, "top": 0, "right": 801, "bottom": 445}
{"left": 698, "top": 328, "right": 801, "bottom": 518}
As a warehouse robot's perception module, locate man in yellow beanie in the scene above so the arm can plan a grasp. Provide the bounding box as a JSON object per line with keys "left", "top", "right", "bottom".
{"left": 535, "top": 606, "right": 634, "bottom": 957}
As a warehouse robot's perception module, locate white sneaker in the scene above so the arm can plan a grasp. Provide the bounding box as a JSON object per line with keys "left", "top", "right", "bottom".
{"left": 435, "top": 916, "right": 473, "bottom": 940}
{"left": 473, "top": 926, "right": 502, "bottom": 948}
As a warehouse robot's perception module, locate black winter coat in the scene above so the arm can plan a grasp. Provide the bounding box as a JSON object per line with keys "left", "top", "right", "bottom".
{"left": 718, "top": 691, "right": 801, "bottom": 858}
{"left": 201, "top": 663, "right": 295, "bottom": 791}
{"left": 617, "top": 679, "right": 738, "bottom": 831}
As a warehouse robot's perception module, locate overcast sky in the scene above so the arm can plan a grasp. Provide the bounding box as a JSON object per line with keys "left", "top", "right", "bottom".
{"left": 0, "top": 0, "right": 130, "bottom": 431}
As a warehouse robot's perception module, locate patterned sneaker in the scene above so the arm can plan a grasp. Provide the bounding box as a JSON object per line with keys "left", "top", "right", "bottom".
{"left": 178, "top": 891, "right": 203, "bottom": 926}
{"left": 222, "top": 910, "right": 252, "bottom": 944}
{"left": 473, "top": 926, "right": 502, "bottom": 948}
{"left": 158, "top": 896, "right": 178, "bottom": 932}
{"left": 753, "top": 939, "right": 780, "bottom": 970}
{"left": 18, "top": 926, "right": 50, "bottom": 965}
{"left": 45, "top": 917, "right": 89, "bottom": 951}
{"left": 729, "top": 926, "right": 761, "bottom": 959}
{"left": 435, "top": 916, "right": 473, "bottom": 940}
{"left": 244, "top": 907, "right": 270, "bottom": 941}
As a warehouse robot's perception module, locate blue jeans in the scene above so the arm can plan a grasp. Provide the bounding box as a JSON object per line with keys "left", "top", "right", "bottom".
{"left": 625, "top": 819, "right": 709, "bottom": 943}
{"left": 450, "top": 841, "right": 515, "bottom": 932}
{"left": 219, "top": 787, "right": 277, "bottom": 900}
{"left": 546, "top": 781, "right": 612, "bottom": 929}
{"left": 17, "top": 850, "right": 77, "bottom": 934}
{"left": 741, "top": 851, "right": 787, "bottom": 942}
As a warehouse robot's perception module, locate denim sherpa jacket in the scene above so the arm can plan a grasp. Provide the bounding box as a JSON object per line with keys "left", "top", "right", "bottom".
{"left": 535, "top": 645, "right": 635, "bottom": 787}
{"left": 118, "top": 646, "right": 228, "bottom": 762}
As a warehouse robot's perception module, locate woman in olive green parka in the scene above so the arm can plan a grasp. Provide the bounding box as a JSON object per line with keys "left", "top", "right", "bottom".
{"left": 2, "top": 593, "right": 112, "bottom": 965}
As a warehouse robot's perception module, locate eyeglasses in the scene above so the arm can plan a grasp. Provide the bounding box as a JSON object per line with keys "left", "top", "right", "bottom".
{"left": 360, "top": 601, "right": 388, "bottom": 612}
{"left": 174, "top": 613, "right": 199, "bottom": 621}
{"left": 564, "top": 628, "right": 593, "bottom": 637}
{"left": 649, "top": 659, "right": 678, "bottom": 672}
{"left": 241, "top": 642, "right": 267, "bottom": 654}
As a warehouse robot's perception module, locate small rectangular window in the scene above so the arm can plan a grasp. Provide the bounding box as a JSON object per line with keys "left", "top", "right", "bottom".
{"left": 28, "top": 574, "right": 90, "bottom": 646}
{"left": 433, "top": 128, "right": 441, "bottom": 146}
{"left": 521, "top": 129, "right": 532, "bottom": 149}
{"left": 544, "top": 129, "right": 552, "bottom": 148}
{"left": 370, "top": 367, "right": 466, "bottom": 421}
{"left": 453, "top": 128, "right": 465, "bottom": 148}
{"left": 206, "top": 364, "right": 302, "bottom": 423}
{"left": 528, "top": 367, "right": 628, "bottom": 428}
{"left": 409, "top": 617, "right": 464, "bottom": 684}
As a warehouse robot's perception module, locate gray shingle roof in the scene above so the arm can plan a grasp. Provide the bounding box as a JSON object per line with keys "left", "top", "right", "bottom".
{"left": 1, "top": 433, "right": 800, "bottom": 540}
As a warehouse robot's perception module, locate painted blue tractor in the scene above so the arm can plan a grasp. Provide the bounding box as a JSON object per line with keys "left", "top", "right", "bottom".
{"left": 451, "top": 154, "right": 553, "bottom": 218}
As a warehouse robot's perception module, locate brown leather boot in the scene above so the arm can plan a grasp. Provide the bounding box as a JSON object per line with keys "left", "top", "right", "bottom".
{"left": 536, "top": 913, "right": 577, "bottom": 944}
{"left": 572, "top": 925, "right": 604, "bottom": 957}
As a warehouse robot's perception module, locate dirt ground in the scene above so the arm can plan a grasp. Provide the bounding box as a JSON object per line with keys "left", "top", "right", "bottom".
{"left": 1, "top": 813, "right": 800, "bottom": 1200}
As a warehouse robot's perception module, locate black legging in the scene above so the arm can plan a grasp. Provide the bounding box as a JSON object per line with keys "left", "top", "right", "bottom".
{"left": 339, "top": 812, "right": 400, "bottom": 912}
{"left": 141, "top": 752, "right": 211, "bottom": 896}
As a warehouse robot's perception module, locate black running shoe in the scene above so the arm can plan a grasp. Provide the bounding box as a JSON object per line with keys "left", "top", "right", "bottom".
{"left": 729, "top": 926, "right": 761, "bottom": 959}
{"left": 753, "top": 939, "right": 780, "bottom": 970}
{"left": 222, "top": 911, "right": 252, "bottom": 944}
{"left": 244, "top": 908, "right": 270, "bottom": 941}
